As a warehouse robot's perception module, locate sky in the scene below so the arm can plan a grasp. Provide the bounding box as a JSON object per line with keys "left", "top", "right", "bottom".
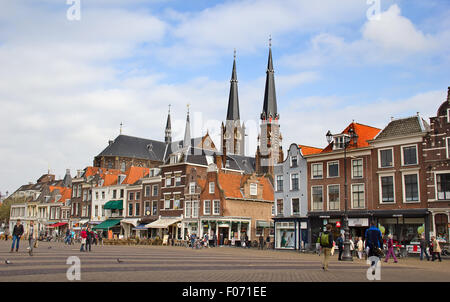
{"left": 0, "top": 0, "right": 449, "bottom": 195}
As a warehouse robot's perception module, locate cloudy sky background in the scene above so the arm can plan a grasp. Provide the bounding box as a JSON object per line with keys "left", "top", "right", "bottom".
{"left": 0, "top": 0, "right": 449, "bottom": 194}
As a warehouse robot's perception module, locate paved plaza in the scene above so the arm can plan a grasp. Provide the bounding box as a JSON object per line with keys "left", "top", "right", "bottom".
{"left": 0, "top": 240, "right": 449, "bottom": 282}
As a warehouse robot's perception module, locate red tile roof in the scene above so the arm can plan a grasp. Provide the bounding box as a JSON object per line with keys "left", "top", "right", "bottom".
{"left": 123, "top": 166, "right": 150, "bottom": 185}
{"left": 216, "top": 173, "right": 274, "bottom": 201}
{"left": 49, "top": 186, "right": 72, "bottom": 203}
{"left": 321, "top": 122, "right": 381, "bottom": 153}
{"left": 298, "top": 145, "right": 323, "bottom": 155}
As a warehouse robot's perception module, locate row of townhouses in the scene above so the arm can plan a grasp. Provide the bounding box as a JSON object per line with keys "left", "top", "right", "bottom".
{"left": 7, "top": 45, "right": 450, "bottom": 252}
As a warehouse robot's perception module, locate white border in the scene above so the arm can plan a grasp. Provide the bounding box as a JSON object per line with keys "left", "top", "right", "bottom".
{"left": 311, "top": 163, "right": 323, "bottom": 179}
{"left": 351, "top": 183, "right": 365, "bottom": 209}
{"left": 351, "top": 158, "right": 363, "bottom": 179}
{"left": 327, "top": 184, "right": 340, "bottom": 211}
{"left": 378, "top": 147, "right": 394, "bottom": 168}
{"left": 401, "top": 171, "right": 420, "bottom": 203}
{"left": 379, "top": 173, "right": 396, "bottom": 204}
{"left": 401, "top": 144, "right": 419, "bottom": 166}
{"left": 327, "top": 161, "right": 340, "bottom": 178}
{"left": 311, "top": 185, "right": 324, "bottom": 211}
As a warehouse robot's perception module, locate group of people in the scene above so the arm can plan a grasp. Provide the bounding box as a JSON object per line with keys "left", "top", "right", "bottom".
{"left": 318, "top": 222, "right": 445, "bottom": 271}
{"left": 188, "top": 233, "right": 217, "bottom": 249}
{"left": 9, "top": 219, "right": 37, "bottom": 256}
{"left": 79, "top": 227, "right": 103, "bottom": 252}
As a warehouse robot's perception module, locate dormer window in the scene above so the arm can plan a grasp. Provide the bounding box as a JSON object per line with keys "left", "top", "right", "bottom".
{"left": 250, "top": 183, "right": 258, "bottom": 196}
{"left": 333, "top": 135, "right": 349, "bottom": 150}
{"left": 290, "top": 156, "right": 298, "bottom": 167}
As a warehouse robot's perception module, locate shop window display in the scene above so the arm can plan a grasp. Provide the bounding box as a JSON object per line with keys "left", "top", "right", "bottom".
{"left": 276, "top": 222, "right": 295, "bottom": 249}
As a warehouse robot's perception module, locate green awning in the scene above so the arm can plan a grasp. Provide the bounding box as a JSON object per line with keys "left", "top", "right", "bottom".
{"left": 92, "top": 219, "right": 121, "bottom": 230}
{"left": 256, "top": 221, "right": 270, "bottom": 228}
{"left": 104, "top": 200, "right": 123, "bottom": 210}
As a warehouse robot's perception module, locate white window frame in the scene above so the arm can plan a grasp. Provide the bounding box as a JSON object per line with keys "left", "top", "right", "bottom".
{"left": 351, "top": 183, "right": 365, "bottom": 209}
{"left": 401, "top": 144, "right": 418, "bottom": 166}
{"left": 327, "top": 161, "right": 339, "bottom": 178}
{"left": 447, "top": 108, "right": 450, "bottom": 123}
{"left": 174, "top": 195, "right": 180, "bottom": 210}
{"left": 435, "top": 171, "right": 450, "bottom": 201}
{"left": 209, "top": 182, "right": 215, "bottom": 194}
{"left": 250, "top": 183, "right": 258, "bottom": 196}
{"left": 145, "top": 185, "right": 151, "bottom": 197}
{"left": 203, "top": 200, "right": 211, "bottom": 215}
{"left": 192, "top": 200, "right": 199, "bottom": 218}
{"left": 351, "top": 158, "right": 363, "bottom": 179}
{"left": 272, "top": 204, "right": 275, "bottom": 216}
{"left": 402, "top": 171, "right": 420, "bottom": 203}
{"left": 327, "top": 184, "right": 340, "bottom": 211}
{"left": 291, "top": 198, "right": 300, "bottom": 215}
{"left": 165, "top": 177, "right": 171, "bottom": 187}
{"left": 213, "top": 200, "right": 220, "bottom": 215}
{"left": 446, "top": 137, "right": 450, "bottom": 159}
{"left": 378, "top": 147, "right": 394, "bottom": 168}
{"left": 185, "top": 201, "right": 191, "bottom": 218}
{"left": 152, "top": 185, "right": 158, "bottom": 197}
{"left": 311, "top": 163, "right": 323, "bottom": 179}
{"left": 290, "top": 173, "right": 299, "bottom": 191}
{"left": 311, "top": 185, "right": 324, "bottom": 211}
{"left": 379, "top": 173, "right": 396, "bottom": 204}
{"left": 276, "top": 175, "right": 283, "bottom": 191}
{"left": 152, "top": 201, "right": 158, "bottom": 215}
{"left": 189, "top": 182, "right": 196, "bottom": 194}
{"left": 164, "top": 196, "right": 171, "bottom": 209}
{"left": 135, "top": 203, "right": 140, "bottom": 216}
{"left": 290, "top": 155, "right": 298, "bottom": 167}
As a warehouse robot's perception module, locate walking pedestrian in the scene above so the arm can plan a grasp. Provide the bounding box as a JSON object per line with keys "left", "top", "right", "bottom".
{"left": 65, "top": 228, "right": 71, "bottom": 245}
{"left": 365, "top": 221, "right": 383, "bottom": 275}
{"left": 245, "top": 233, "right": 250, "bottom": 248}
{"left": 319, "top": 224, "right": 334, "bottom": 271}
{"left": 336, "top": 234, "right": 344, "bottom": 260}
{"left": 86, "top": 228, "right": 93, "bottom": 252}
{"left": 80, "top": 228, "right": 87, "bottom": 252}
{"left": 349, "top": 237, "right": 355, "bottom": 257}
{"left": 259, "top": 234, "right": 264, "bottom": 250}
{"left": 265, "top": 235, "right": 271, "bottom": 250}
{"left": 431, "top": 236, "right": 442, "bottom": 262}
{"left": 420, "top": 235, "right": 430, "bottom": 261}
{"left": 10, "top": 220, "right": 24, "bottom": 253}
{"left": 316, "top": 233, "right": 322, "bottom": 256}
{"left": 384, "top": 234, "right": 398, "bottom": 263}
{"left": 213, "top": 232, "right": 217, "bottom": 247}
{"left": 28, "top": 221, "right": 37, "bottom": 256}
{"left": 4, "top": 227, "right": 9, "bottom": 241}
{"left": 357, "top": 237, "right": 364, "bottom": 259}
{"left": 190, "top": 233, "right": 196, "bottom": 249}
{"left": 98, "top": 231, "right": 103, "bottom": 246}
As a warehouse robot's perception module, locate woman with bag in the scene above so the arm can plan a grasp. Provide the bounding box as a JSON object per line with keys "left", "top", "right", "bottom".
{"left": 431, "top": 236, "right": 442, "bottom": 262}
{"left": 80, "top": 228, "right": 87, "bottom": 252}
{"left": 357, "top": 237, "right": 364, "bottom": 259}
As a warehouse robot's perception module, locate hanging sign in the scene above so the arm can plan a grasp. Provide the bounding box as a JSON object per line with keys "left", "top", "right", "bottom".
{"left": 336, "top": 221, "right": 341, "bottom": 228}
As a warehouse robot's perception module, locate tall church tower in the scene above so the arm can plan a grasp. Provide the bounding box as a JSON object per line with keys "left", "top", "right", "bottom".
{"left": 165, "top": 105, "right": 172, "bottom": 144}
{"left": 256, "top": 40, "right": 283, "bottom": 176}
{"left": 221, "top": 50, "right": 246, "bottom": 156}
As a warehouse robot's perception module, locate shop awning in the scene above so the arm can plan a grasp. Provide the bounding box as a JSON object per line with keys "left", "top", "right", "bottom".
{"left": 79, "top": 219, "right": 89, "bottom": 224}
{"left": 48, "top": 222, "right": 68, "bottom": 228}
{"left": 145, "top": 218, "right": 181, "bottom": 229}
{"left": 121, "top": 218, "right": 139, "bottom": 227}
{"left": 92, "top": 219, "right": 121, "bottom": 230}
{"left": 104, "top": 200, "right": 123, "bottom": 210}
{"left": 132, "top": 224, "right": 149, "bottom": 230}
{"left": 256, "top": 221, "right": 270, "bottom": 228}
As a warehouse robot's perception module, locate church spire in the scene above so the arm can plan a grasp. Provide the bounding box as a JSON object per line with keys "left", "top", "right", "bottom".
{"left": 183, "top": 104, "right": 191, "bottom": 148}
{"left": 165, "top": 105, "right": 172, "bottom": 144}
{"left": 261, "top": 36, "right": 278, "bottom": 120}
{"left": 226, "top": 49, "right": 240, "bottom": 121}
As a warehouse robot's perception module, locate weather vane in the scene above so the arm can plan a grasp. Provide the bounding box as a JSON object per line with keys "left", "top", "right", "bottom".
{"left": 120, "top": 122, "right": 123, "bottom": 135}
{"left": 269, "top": 34, "right": 272, "bottom": 48}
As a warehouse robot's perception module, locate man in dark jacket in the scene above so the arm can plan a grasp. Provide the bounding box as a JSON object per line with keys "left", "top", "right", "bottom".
{"left": 85, "top": 228, "right": 93, "bottom": 252}
{"left": 11, "top": 220, "right": 24, "bottom": 252}
{"left": 320, "top": 224, "right": 334, "bottom": 271}
{"left": 337, "top": 234, "right": 344, "bottom": 261}
{"left": 420, "top": 235, "right": 430, "bottom": 261}
{"left": 365, "top": 222, "right": 383, "bottom": 257}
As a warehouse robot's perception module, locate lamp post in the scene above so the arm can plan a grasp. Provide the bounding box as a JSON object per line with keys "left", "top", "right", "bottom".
{"left": 326, "top": 127, "right": 358, "bottom": 261}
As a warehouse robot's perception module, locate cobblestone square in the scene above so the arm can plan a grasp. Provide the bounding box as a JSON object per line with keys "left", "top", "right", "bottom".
{"left": 1, "top": 241, "right": 449, "bottom": 282}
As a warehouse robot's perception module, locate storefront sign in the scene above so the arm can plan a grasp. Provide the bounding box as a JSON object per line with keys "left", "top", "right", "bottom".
{"left": 348, "top": 218, "right": 369, "bottom": 227}
{"left": 336, "top": 221, "right": 341, "bottom": 228}
{"left": 392, "top": 214, "right": 403, "bottom": 217}
{"left": 300, "top": 222, "right": 307, "bottom": 229}
{"left": 319, "top": 216, "right": 330, "bottom": 219}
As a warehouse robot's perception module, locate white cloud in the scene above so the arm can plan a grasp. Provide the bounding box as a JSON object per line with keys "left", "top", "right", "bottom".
{"left": 281, "top": 4, "right": 450, "bottom": 68}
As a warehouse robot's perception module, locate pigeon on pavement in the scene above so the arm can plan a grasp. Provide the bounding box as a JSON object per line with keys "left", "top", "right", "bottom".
{"left": 117, "top": 258, "right": 124, "bottom": 263}
{"left": 5, "top": 260, "right": 11, "bottom": 264}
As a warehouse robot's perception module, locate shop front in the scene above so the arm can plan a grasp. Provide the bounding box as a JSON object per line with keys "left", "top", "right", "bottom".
{"left": 308, "top": 212, "right": 371, "bottom": 249}
{"left": 431, "top": 211, "right": 449, "bottom": 244}
{"left": 92, "top": 219, "right": 122, "bottom": 238}
{"left": 273, "top": 218, "right": 309, "bottom": 250}
{"left": 187, "top": 218, "right": 251, "bottom": 246}
{"left": 145, "top": 217, "right": 182, "bottom": 242}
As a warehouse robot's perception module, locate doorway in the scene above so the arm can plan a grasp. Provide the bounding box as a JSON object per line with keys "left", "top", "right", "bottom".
{"left": 219, "top": 227, "right": 229, "bottom": 245}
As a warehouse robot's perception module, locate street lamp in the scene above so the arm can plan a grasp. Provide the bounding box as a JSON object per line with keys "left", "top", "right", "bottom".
{"left": 326, "top": 126, "right": 358, "bottom": 261}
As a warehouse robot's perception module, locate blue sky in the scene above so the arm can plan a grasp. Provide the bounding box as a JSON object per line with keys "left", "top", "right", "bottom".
{"left": 0, "top": 0, "right": 449, "bottom": 194}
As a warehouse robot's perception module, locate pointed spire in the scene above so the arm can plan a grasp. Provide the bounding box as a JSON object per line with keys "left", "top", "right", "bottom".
{"left": 183, "top": 104, "right": 191, "bottom": 148}
{"left": 261, "top": 36, "right": 278, "bottom": 120}
{"left": 165, "top": 105, "right": 172, "bottom": 144}
{"left": 226, "top": 49, "right": 240, "bottom": 121}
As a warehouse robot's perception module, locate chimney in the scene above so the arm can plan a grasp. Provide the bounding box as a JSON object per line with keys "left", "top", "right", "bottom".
{"left": 215, "top": 155, "right": 223, "bottom": 172}
{"left": 108, "top": 140, "right": 114, "bottom": 146}
{"left": 447, "top": 86, "right": 450, "bottom": 103}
